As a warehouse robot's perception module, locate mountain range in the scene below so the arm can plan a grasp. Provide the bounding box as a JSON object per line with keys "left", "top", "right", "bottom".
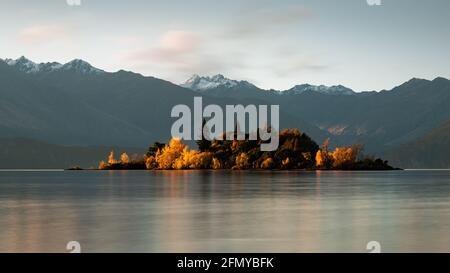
{"left": 182, "top": 73, "right": 450, "bottom": 167}
{"left": 386, "top": 119, "right": 450, "bottom": 169}
{"left": 1, "top": 56, "right": 450, "bottom": 168}
{"left": 181, "top": 74, "right": 357, "bottom": 96}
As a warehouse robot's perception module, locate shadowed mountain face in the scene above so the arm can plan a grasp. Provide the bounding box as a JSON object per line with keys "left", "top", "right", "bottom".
{"left": 0, "top": 60, "right": 162, "bottom": 147}
{"left": 182, "top": 74, "right": 450, "bottom": 158}
{"left": 1, "top": 57, "right": 449, "bottom": 168}
{"left": 0, "top": 58, "right": 326, "bottom": 168}
{"left": 385, "top": 119, "right": 450, "bottom": 169}
{"left": 275, "top": 77, "right": 450, "bottom": 154}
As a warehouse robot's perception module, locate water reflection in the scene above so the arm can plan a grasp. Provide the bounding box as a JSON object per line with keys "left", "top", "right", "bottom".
{"left": 1, "top": 170, "right": 450, "bottom": 252}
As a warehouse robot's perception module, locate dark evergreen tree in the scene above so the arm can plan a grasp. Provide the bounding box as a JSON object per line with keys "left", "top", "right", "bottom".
{"left": 196, "top": 119, "right": 212, "bottom": 152}
{"left": 147, "top": 142, "right": 165, "bottom": 157}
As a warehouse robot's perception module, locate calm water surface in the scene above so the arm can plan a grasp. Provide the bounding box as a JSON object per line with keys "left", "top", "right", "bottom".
{"left": 0, "top": 170, "right": 450, "bottom": 253}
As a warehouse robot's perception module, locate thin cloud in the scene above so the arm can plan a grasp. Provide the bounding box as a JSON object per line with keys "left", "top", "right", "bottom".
{"left": 17, "top": 24, "right": 70, "bottom": 44}
{"left": 125, "top": 31, "right": 200, "bottom": 64}
{"left": 119, "top": 5, "right": 323, "bottom": 87}
{"left": 122, "top": 30, "right": 228, "bottom": 81}
{"left": 227, "top": 5, "right": 314, "bottom": 38}
{"left": 159, "top": 31, "right": 200, "bottom": 55}
{"left": 269, "top": 49, "right": 330, "bottom": 78}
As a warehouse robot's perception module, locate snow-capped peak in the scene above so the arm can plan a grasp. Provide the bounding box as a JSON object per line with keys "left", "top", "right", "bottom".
{"left": 2, "top": 56, "right": 104, "bottom": 75}
{"left": 180, "top": 74, "right": 356, "bottom": 96}
{"left": 286, "top": 84, "right": 355, "bottom": 96}
{"left": 4, "top": 56, "right": 31, "bottom": 66}
{"left": 181, "top": 74, "right": 254, "bottom": 91}
{"left": 61, "top": 59, "right": 104, "bottom": 74}
{"left": 4, "top": 56, "right": 43, "bottom": 73}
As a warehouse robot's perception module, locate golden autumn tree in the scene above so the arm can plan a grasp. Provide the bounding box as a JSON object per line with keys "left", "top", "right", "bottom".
{"left": 315, "top": 139, "right": 332, "bottom": 169}
{"left": 98, "top": 160, "right": 109, "bottom": 170}
{"left": 190, "top": 152, "right": 213, "bottom": 169}
{"left": 331, "top": 145, "right": 362, "bottom": 168}
{"left": 172, "top": 149, "right": 214, "bottom": 170}
{"left": 235, "top": 152, "right": 250, "bottom": 169}
{"left": 145, "top": 156, "right": 157, "bottom": 170}
{"left": 212, "top": 158, "right": 222, "bottom": 170}
{"left": 156, "top": 138, "right": 186, "bottom": 169}
{"left": 120, "top": 153, "right": 130, "bottom": 164}
{"left": 108, "top": 151, "right": 118, "bottom": 165}
{"left": 315, "top": 150, "right": 325, "bottom": 168}
{"left": 173, "top": 148, "right": 197, "bottom": 170}
{"left": 282, "top": 157, "right": 291, "bottom": 167}
{"left": 261, "top": 157, "right": 275, "bottom": 169}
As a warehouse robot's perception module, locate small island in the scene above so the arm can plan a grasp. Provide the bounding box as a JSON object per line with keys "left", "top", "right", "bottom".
{"left": 94, "top": 128, "right": 396, "bottom": 171}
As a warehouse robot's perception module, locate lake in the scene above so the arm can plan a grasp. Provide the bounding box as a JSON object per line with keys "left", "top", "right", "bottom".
{"left": 0, "top": 170, "right": 449, "bottom": 253}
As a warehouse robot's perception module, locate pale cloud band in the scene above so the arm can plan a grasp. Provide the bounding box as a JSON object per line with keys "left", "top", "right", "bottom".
{"left": 18, "top": 24, "right": 71, "bottom": 44}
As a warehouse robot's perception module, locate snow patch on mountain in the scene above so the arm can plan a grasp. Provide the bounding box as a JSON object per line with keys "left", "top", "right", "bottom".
{"left": 4, "top": 56, "right": 44, "bottom": 73}
{"left": 2, "top": 56, "right": 104, "bottom": 75}
{"left": 181, "top": 74, "right": 356, "bottom": 96}
{"left": 61, "top": 59, "right": 104, "bottom": 75}
{"left": 285, "top": 84, "right": 355, "bottom": 96}
{"left": 181, "top": 74, "right": 255, "bottom": 91}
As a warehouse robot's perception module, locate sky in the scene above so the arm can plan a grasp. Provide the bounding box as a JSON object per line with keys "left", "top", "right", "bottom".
{"left": 0, "top": 0, "right": 449, "bottom": 91}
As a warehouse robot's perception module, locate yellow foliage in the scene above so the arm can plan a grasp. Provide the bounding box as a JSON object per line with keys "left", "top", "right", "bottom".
{"left": 190, "top": 152, "right": 213, "bottom": 169}
{"left": 212, "top": 158, "right": 222, "bottom": 170}
{"left": 145, "top": 156, "right": 157, "bottom": 170}
{"left": 261, "top": 158, "right": 275, "bottom": 169}
{"left": 315, "top": 150, "right": 326, "bottom": 168}
{"left": 235, "top": 152, "right": 250, "bottom": 169}
{"left": 173, "top": 149, "right": 213, "bottom": 170}
{"left": 316, "top": 139, "right": 333, "bottom": 168}
{"left": 316, "top": 143, "right": 362, "bottom": 169}
{"left": 98, "top": 160, "right": 108, "bottom": 170}
{"left": 331, "top": 145, "right": 361, "bottom": 168}
{"left": 231, "top": 140, "right": 239, "bottom": 153}
{"left": 150, "top": 138, "right": 214, "bottom": 170}
{"left": 120, "top": 153, "right": 130, "bottom": 164}
{"left": 156, "top": 138, "right": 186, "bottom": 169}
{"left": 173, "top": 148, "right": 196, "bottom": 169}
{"left": 108, "top": 151, "right": 118, "bottom": 164}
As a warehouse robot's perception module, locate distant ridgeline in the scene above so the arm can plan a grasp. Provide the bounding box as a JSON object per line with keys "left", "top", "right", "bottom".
{"left": 93, "top": 128, "right": 396, "bottom": 171}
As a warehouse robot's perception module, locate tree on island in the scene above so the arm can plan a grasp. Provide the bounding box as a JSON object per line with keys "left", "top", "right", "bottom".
{"left": 196, "top": 119, "right": 212, "bottom": 152}
{"left": 97, "top": 127, "right": 395, "bottom": 171}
